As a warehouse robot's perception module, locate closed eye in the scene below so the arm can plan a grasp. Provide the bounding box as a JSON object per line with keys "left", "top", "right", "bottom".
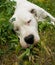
{"left": 27, "top": 20, "right": 31, "bottom": 24}
{"left": 15, "top": 27, "right": 20, "bottom": 31}
{"left": 15, "top": 27, "right": 20, "bottom": 36}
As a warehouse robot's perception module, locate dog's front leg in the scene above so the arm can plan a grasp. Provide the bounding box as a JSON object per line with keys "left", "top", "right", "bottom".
{"left": 28, "top": 2, "right": 55, "bottom": 24}
{"left": 36, "top": 7, "right": 55, "bottom": 24}
{"left": 37, "top": 7, "right": 55, "bottom": 24}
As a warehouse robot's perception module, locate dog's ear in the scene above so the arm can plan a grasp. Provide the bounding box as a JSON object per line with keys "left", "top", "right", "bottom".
{"left": 30, "top": 9, "right": 37, "bottom": 17}
{"left": 9, "top": 17, "right": 16, "bottom": 23}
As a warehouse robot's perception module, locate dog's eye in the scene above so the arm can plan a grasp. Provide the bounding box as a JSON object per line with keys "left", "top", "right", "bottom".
{"left": 27, "top": 20, "right": 31, "bottom": 24}
{"left": 15, "top": 27, "right": 20, "bottom": 31}
{"left": 15, "top": 27, "right": 20, "bottom": 36}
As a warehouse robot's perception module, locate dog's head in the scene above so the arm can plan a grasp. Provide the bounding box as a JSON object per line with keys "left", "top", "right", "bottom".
{"left": 10, "top": 8, "right": 40, "bottom": 48}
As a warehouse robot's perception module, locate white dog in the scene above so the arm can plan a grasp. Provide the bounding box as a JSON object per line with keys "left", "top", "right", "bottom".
{"left": 10, "top": 0, "right": 55, "bottom": 48}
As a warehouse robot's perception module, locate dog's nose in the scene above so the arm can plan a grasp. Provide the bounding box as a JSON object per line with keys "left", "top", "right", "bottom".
{"left": 24, "top": 34, "right": 34, "bottom": 44}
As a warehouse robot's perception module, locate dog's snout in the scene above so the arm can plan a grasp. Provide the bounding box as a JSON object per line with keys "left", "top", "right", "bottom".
{"left": 24, "top": 34, "right": 34, "bottom": 44}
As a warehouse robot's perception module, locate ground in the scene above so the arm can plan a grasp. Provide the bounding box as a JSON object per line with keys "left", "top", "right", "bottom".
{"left": 0, "top": 0, "right": 55, "bottom": 65}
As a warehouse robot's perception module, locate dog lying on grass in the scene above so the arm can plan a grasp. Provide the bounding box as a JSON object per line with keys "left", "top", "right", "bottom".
{"left": 10, "top": 0, "right": 55, "bottom": 48}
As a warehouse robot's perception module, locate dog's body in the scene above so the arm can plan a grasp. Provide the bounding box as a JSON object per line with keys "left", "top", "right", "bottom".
{"left": 10, "top": 0, "right": 55, "bottom": 48}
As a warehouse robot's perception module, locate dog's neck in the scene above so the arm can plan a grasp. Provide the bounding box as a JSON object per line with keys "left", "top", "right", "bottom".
{"left": 16, "top": 0, "right": 27, "bottom": 4}
{"left": 17, "top": 0, "right": 27, "bottom": 2}
{"left": 16, "top": 0, "right": 27, "bottom": 6}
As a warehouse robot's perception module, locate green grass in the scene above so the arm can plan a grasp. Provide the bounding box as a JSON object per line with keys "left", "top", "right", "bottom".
{"left": 0, "top": 0, "right": 55, "bottom": 65}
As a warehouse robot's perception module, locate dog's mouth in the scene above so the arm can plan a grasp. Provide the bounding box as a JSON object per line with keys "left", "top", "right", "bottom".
{"left": 18, "top": 36, "right": 40, "bottom": 48}
{"left": 20, "top": 41, "right": 39, "bottom": 48}
{"left": 23, "top": 42, "right": 39, "bottom": 48}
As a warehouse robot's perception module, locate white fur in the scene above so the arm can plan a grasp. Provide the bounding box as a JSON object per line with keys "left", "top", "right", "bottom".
{"left": 10, "top": 0, "right": 55, "bottom": 48}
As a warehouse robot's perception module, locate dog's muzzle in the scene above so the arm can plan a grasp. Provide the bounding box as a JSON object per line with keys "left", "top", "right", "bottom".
{"left": 24, "top": 34, "right": 34, "bottom": 44}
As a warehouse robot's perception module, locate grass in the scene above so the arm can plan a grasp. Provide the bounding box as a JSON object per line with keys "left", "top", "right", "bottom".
{"left": 0, "top": 0, "right": 55, "bottom": 65}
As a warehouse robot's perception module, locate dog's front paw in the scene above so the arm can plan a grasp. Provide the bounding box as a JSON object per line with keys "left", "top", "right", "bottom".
{"left": 51, "top": 18, "right": 55, "bottom": 25}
